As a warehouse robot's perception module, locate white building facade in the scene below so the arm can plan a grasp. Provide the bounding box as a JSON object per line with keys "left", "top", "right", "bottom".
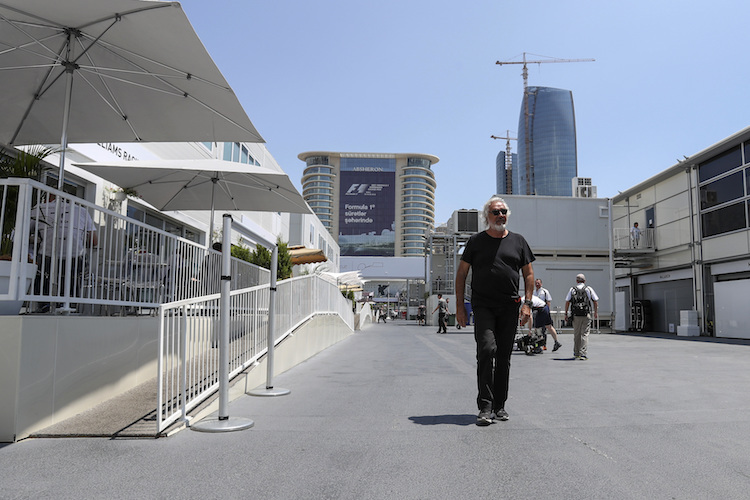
{"left": 612, "top": 126, "right": 750, "bottom": 338}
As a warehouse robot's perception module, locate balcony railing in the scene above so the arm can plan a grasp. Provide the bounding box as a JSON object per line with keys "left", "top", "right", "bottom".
{"left": 613, "top": 227, "right": 655, "bottom": 251}
{"left": 1, "top": 178, "right": 269, "bottom": 315}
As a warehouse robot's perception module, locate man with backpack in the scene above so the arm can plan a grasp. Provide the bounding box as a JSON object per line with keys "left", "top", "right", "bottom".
{"left": 564, "top": 274, "right": 599, "bottom": 360}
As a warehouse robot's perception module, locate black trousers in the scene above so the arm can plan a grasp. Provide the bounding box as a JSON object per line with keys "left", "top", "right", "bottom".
{"left": 473, "top": 299, "right": 519, "bottom": 412}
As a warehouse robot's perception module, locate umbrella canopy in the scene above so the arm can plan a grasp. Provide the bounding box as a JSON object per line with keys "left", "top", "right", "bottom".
{"left": 0, "top": 0, "right": 263, "bottom": 189}
{"left": 73, "top": 159, "right": 311, "bottom": 214}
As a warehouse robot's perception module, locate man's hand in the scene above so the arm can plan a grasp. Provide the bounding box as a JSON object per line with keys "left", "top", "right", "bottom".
{"left": 519, "top": 304, "right": 531, "bottom": 326}
{"left": 456, "top": 303, "right": 467, "bottom": 327}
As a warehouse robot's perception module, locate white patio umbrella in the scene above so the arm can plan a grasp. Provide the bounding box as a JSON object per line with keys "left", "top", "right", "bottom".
{"left": 73, "top": 158, "right": 310, "bottom": 242}
{"left": 0, "top": 0, "right": 264, "bottom": 192}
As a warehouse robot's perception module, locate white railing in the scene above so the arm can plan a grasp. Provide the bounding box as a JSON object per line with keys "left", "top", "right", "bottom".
{"left": 0, "top": 178, "right": 269, "bottom": 314}
{"left": 156, "top": 274, "right": 354, "bottom": 432}
{"left": 613, "top": 227, "right": 655, "bottom": 251}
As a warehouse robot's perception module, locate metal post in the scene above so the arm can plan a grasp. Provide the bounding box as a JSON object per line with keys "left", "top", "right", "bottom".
{"left": 249, "top": 244, "right": 290, "bottom": 397}
{"left": 192, "top": 214, "right": 254, "bottom": 432}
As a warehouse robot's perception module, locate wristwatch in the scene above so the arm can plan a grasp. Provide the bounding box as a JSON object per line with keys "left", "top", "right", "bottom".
{"left": 523, "top": 299, "right": 532, "bottom": 307}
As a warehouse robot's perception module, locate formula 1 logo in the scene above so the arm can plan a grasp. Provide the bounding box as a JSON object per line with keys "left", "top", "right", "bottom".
{"left": 345, "top": 184, "right": 370, "bottom": 195}
{"left": 345, "top": 183, "right": 388, "bottom": 196}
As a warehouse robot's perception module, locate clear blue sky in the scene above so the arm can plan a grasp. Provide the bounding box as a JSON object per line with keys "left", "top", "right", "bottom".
{"left": 181, "top": 0, "right": 750, "bottom": 223}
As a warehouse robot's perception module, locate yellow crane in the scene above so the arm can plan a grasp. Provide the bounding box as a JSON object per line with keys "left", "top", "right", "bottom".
{"left": 491, "top": 131, "right": 516, "bottom": 194}
{"left": 496, "top": 53, "right": 594, "bottom": 194}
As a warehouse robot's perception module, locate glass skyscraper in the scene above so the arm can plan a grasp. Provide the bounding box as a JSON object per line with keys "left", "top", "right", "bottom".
{"left": 516, "top": 86, "right": 577, "bottom": 196}
{"left": 495, "top": 151, "right": 517, "bottom": 195}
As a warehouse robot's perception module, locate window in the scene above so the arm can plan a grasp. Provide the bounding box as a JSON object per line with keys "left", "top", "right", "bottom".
{"left": 700, "top": 172, "right": 744, "bottom": 210}
{"left": 702, "top": 202, "right": 746, "bottom": 237}
{"left": 698, "top": 146, "right": 741, "bottom": 182}
{"left": 407, "top": 157, "right": 431, "bottom": 168}
{"left": 306, "top": 156, "right": 329, "bottom": 167}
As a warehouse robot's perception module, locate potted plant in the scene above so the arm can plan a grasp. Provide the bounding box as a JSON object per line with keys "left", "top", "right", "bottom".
{"left": 0, "top": 146, "right": 55, "bottom": 314}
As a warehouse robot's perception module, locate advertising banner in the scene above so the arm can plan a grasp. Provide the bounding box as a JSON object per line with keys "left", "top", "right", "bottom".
{"left": 338, "top": 158, "right": 395, "bottom": 256}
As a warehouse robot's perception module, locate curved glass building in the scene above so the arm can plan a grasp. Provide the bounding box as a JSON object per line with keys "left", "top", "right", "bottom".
{"left": 516, "top": 86, "right": 577, "bottom": 196}
{"left": 299, "top": 151, "right": 438, "bottom": 257}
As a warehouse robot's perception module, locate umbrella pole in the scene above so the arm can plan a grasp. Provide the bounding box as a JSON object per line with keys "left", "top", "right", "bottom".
{"left": 207, "top": 177, "right": 218, "bottom": 249}
{"left": 54, "top": 67, "right": 75, "bottom": 313}
{"left": 191, "top": 214, "right": 254, "bottom": 433}
{"left": 249, "top": 244, "right": 290, "bottom": 397}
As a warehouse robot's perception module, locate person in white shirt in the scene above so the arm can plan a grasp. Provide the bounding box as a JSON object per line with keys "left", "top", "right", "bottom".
{"left": 630, "top": 222, "right": 642, "bottom": 248}
{"left": 30, "top": 194, "right": 97, "bottom": 311}
{"left": 532, "top": 279, "right": 561, "bottom": 352}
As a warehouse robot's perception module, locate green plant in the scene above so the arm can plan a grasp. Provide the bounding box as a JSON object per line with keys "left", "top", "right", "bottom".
{"left": 231, "top": 237, "right": 293, "bottom": 280}
{"left": 0, "top": 145, "right": 56, "bottom": 181}
{"left": 0, "top": 146, "right": 57, "bottom": 258}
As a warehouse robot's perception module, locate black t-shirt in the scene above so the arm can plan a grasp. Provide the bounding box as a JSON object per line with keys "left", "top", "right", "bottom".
{"left": 461, "top": 230, "right": 535, "bottom": 307}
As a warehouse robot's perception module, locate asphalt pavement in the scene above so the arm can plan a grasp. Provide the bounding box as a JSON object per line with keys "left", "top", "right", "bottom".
{"left": 2, "top": 320, "right": 750, "bottom": 499}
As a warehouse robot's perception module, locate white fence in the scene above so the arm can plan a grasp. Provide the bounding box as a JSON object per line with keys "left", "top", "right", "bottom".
{"left": 156, "top": 274, "right": 354, "bottom": 432}
{"left": 1, "top": 178, "right": 268, "bottom": 314}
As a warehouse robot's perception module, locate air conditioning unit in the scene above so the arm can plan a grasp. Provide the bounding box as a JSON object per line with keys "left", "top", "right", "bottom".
{"left": 572, "top": 177, "right": 597, "bottom": 198}
{"left": 451, "top": 210, "right": 480, "bottom": 234}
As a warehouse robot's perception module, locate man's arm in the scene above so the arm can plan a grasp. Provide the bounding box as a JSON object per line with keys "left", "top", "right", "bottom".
{"left": 519, "top": 263, "right": 534, "bottom": 325}
{"left": 455, "top": 260, "right": 470, "bottom": 326}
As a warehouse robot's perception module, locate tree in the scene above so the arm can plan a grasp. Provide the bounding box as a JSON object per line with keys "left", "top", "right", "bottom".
{"left": 231, "top": 238, "right": 293, "bottom": 280}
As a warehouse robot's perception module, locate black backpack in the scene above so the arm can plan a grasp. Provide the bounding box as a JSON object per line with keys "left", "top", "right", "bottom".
{"left": 570, "top": 286, "right": 591, "bottom": 316}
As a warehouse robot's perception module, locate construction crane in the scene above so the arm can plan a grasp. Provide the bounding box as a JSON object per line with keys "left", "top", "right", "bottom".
{"left": 491, "top": 130, "right": 516, "bottom": 194}
{"left": 496, "top": 53, "right": 594, "bottom": 194}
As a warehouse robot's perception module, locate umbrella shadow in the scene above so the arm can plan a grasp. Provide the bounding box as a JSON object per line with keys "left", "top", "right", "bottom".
{"left": 409, "top": 414, "right": 477, "bottom": 426}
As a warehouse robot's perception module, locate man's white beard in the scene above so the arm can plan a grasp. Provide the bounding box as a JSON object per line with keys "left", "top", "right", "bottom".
{"left": 489, "top": 222, "right": 506, "bottom": 232}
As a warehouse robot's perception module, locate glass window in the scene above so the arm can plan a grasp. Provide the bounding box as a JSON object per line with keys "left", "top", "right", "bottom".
{"left": 745, "top": 142, "right": 750, "bottom": 166}
{"left": 407, "top": 158, "right": 431, "bottom": 168}
{"left": 306, "top": 156, "right": 329, "bottom": 167}
{"left": 700, "top": 172, "right": 744, "bottom": 209}
{"left": 702, "top": 202, "right": 746, "bottom": 237}
{"left": 698, "top": 146, "right": 742, "bottom": 182}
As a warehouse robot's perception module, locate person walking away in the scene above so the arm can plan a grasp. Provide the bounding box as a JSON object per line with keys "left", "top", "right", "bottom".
{"left": 432, "top": 293, "right": 448, "bottom": 333}
{"left": 455, "top": 196, "right": 535, "bottom": 426}
{"left": 533, "top": 278, "right": 561, "bottom": 351}
{"left": 564, "top": 274, "right": 599, "bottom": 360}
{"left": 530, "top": 294, "right": 562, "bottom": 352}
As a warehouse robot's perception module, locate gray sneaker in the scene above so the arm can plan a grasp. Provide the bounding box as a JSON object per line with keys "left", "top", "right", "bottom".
{"left": 493, "top": 408, "right": 509, "bottom": 421}
{"left": 476, "top": 411, "right": 493, "bottom": 426}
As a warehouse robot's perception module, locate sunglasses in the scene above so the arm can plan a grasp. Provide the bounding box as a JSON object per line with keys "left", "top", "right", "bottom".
{"left": 490, "top": 209, "right": 508, "bottom": 216}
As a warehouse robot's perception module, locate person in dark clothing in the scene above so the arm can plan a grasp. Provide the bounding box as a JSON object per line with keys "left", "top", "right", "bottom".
{"left": 455, "top": 196, "right": 535, "bottom": 426}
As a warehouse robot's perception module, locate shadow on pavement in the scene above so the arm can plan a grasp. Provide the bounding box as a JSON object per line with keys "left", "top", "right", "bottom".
{"left": 409, "top": 414, "right": 477, "bottom": 426}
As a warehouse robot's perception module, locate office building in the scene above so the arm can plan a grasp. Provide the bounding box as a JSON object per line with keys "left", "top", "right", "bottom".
{"left": 496, "top": 151, "right": 516, "bottom": 194}
{"left": 299, "top": 151, "right": 438, "bottom": 257}
{"left": 516, "top": 86, "right": 578, "bottom": 196}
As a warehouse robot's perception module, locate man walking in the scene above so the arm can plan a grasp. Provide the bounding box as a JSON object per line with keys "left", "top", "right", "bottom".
{"left": 564, "top": 274, "right": 599, "bottom": 360}
{"left": 455, "top": 196, "right": 535, "bottom": 426}
{"left": 432, "top": 293, "right": 448, "bottom": 333}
